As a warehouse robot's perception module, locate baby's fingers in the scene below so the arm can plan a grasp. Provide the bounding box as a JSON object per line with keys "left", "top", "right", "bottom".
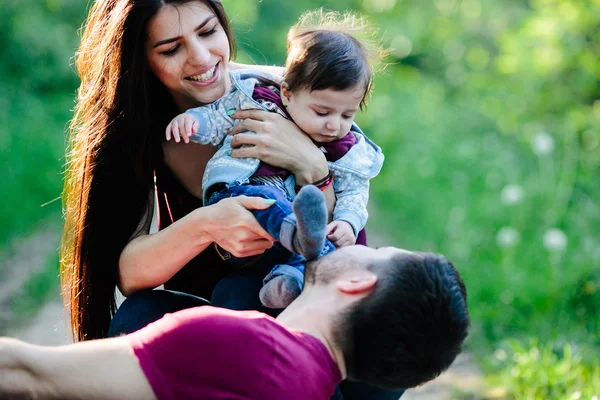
{"left": 183, "top": 117, "right": 194, "bottom": 144}
{"left": 326, "top": 222, "right": 338, "bottom": 236}
{"left": 327, "top": 229, "right": 342, "bottom": 243}
{"left": 166, "top": 121, "right": 173, "bottom": 141}
{"left": 172, "top": 120, "right": 182, "bottom": 143}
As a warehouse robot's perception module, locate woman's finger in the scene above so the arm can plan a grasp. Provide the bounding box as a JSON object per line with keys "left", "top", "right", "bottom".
{"left": 230, "top": 146, "right": 261, "bottom": 159}
{"left": 230, "top": 108, "right": 270, "bottom": 122}
{"left": 236, "top": 238, "right": 274, "bottom": 254}
{"left": 230, "top": 133, "right": 262, "bottom": 148}
{"left": 229, "top": 118, "right": 266, "bottom": 136}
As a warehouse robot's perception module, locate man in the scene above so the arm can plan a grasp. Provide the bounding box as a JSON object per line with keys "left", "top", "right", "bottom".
{"left": 0, "top": 245, "right": 470, "bottom": 400}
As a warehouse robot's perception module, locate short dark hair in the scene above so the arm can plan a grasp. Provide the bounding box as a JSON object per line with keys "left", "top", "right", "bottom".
{"left": 334, "top": 252, "right": 470, "bottom": 389}
{"left": 284, "top": 10, "right": 385, "bottom": 110}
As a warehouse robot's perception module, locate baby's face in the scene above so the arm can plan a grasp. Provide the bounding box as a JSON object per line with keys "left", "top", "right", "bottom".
{"left": 281, "top": 86, "right": 365, "bottom": 143}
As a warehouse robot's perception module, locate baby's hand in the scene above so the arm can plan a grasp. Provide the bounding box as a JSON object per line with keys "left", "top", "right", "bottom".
{"left": 166, "top": 113, "right": 199, "bottom": 144}
{"left": 326, "top": 221, "right": 356, "bottom": 248}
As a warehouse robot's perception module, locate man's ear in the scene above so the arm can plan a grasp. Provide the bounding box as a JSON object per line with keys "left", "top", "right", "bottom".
{"left": 336, "top": 274, "right": 377, "bottom": 295}
{"left": 280, "top": 82, "right": 292, "bottom": 106}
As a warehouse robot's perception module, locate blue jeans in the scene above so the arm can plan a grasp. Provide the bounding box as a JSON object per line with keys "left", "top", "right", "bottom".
{"left": 108, "top": 274, "right": 404, "bottom": 399}
{"left": 208, "top": 183, "right": 336, "bottom": 289}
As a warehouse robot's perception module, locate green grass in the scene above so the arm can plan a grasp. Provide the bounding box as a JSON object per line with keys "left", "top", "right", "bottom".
{"left": 485, "top": 339, "right": 600, "bottom": 399}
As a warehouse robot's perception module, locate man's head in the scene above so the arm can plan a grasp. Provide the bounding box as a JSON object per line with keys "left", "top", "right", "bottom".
{"left": 304, "top": 246, "right": 469, "bottom": 390}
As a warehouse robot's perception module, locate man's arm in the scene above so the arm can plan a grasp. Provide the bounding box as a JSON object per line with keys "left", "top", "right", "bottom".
{"left": 0, "top": 337, "right": 156, "bottom": 400}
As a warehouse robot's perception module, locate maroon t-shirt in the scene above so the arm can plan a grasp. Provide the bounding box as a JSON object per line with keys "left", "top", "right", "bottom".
{"left": 129, "top": 307, "right": 342, "bottom": 400}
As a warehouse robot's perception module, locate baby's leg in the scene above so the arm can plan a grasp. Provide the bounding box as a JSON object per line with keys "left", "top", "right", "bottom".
{"left": 209, "top": 184, "right": 328, "bottom": 260}
{"left": 259, "top": 255, "right": 305, "bottom": 309}
{"left": 284, "top": 185, "right": 328, "bottom": 260}
{"left": 259, "top": 240, "right": 337, "bottom": 309}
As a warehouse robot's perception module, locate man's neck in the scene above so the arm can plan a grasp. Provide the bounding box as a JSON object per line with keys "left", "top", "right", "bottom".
{"left": 275, "top": 289, "right": 347, "bottom": 379}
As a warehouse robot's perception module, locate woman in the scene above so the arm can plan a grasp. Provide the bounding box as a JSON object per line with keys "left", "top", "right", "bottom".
{"left": 62, "top": 1, "right": 402, "bottom": 398}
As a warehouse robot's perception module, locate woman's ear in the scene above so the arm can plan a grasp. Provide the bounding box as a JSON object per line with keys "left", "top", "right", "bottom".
{"left": 336, "top": 274, "right": 377, "bottom": 295}
{"left": 280, "top": 82, "right": 292, "bottom": 106}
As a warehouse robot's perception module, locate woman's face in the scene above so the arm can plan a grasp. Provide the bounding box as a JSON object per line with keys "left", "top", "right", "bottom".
{"left": 146, "top": 1, "right": 231, "bottom": 111}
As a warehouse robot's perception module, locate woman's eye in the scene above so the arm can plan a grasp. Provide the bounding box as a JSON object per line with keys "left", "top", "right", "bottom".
{"left": 199, "top": 27, "right": 216, "bottom": 37}
{"left": 161, "top": 45, "right": 180, "bottom": 56}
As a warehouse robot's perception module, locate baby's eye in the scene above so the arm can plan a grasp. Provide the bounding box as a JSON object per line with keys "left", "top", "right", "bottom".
{"left": 315, "top": 111, "right": 328, "bottom": 117}
{"left": 342, "top": 114, "right": 353, "bottom": 120}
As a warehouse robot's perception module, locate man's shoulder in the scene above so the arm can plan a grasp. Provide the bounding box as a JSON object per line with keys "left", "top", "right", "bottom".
{"left": 169, "top": 306, "right": 278, "bottom": 339}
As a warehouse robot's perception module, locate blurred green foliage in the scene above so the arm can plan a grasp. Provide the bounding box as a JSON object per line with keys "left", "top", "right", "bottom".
{"left": 1, "top": 0, "right": 598, "bottom": 396}
{"left": 488, "top": 339, "right": 600, "bottom": 398}
{"left": 0, "top": 0, "right": 86, "bottom": 245}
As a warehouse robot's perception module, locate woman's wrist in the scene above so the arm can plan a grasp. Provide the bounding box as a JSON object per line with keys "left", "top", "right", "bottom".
{"left": 186, "top": 206, "right": 216, "bottom": 246}
{"left": 293, "top": 152, "right": 329, "bottom": 186}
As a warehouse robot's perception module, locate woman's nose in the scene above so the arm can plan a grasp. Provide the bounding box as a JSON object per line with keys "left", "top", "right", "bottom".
{"left": 188, "top": 41, "right": 211, "bottom": 66}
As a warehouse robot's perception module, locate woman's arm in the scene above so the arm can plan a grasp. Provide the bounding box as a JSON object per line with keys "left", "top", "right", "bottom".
{"left": 0, "top": 337, "right": 155, "bottom": 400}
{"left": 227, "top": 110, "right": 336, "bottom": 218}
{"left": 118, "top": 196, "right": 276, "bottom": 296}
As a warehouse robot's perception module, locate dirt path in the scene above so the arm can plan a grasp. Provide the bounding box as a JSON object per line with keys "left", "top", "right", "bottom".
{"left": 7, "top": 299, "right": 70, "bottom": 345}
{"left": 0, "top": 219, "right": 61, "bottom": 334}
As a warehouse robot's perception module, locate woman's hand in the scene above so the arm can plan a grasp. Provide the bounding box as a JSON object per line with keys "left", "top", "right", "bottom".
{"left": 227, "top": 109, "right": 330, "bottom": 185}
{"left": 118, "top": 195, "right": 275, "bottom": 295}
{"left": 204, "top": 195, "right": 276, "bottom": 258}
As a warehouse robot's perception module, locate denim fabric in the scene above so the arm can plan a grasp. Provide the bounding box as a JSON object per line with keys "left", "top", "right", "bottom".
{"left": 208, "top": 183, "right": 336, "bottom": 288}
{"left": 107, "top": 290, "right": 210, "bottom": 337}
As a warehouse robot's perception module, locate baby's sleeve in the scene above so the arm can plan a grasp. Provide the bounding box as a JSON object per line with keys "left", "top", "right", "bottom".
{"left": 186, "top": 100, "right": 235, "bottom": 147}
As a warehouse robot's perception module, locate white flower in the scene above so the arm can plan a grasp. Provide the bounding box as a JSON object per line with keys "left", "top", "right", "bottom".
{"left": 543, "top": 228, "right": 568, "bottom": 251}
{"left": 532, "top": 131, "right": 555, "bottom": 156}
{"left": 501, "top": 184, "right": 524, "bottom": 205}
{"left": 390, "top": 35, "right": 413, "bottom": 59}
{"left": 494, "top": 349, "right": 507, "bottom": 361}
{"left": 570, "top": 391, "right": 581, "bottom": 400}
{"left": 497, "top": 227, "right": 521, "bottom": 248}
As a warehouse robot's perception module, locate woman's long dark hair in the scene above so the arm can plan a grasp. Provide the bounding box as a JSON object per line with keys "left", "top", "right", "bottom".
{"left": 62, "top": 0, "right": 236, "bottom": 341}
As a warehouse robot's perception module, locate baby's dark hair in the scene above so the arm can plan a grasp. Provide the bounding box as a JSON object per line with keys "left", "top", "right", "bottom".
{"left": 284, "top": 9, "right": 387, "bottom": 110}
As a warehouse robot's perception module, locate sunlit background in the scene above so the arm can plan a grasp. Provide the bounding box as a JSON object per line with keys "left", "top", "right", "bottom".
{"left": 0, "top": 0, "right": 598, "bottom": 398}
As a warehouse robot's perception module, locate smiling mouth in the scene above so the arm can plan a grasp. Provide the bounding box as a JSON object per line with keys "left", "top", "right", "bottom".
{"left": 186, "top": 64, "right": 217, "bottom": 82}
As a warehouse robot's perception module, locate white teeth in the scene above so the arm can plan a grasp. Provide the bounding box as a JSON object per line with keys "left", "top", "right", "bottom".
{"left": 189, "top": 66, "right": 216, "bottom": 82}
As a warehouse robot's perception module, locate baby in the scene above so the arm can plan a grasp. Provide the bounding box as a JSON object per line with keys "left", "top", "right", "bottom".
{"left": 166, "top": 10, "right": 386, "bottom": 308}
